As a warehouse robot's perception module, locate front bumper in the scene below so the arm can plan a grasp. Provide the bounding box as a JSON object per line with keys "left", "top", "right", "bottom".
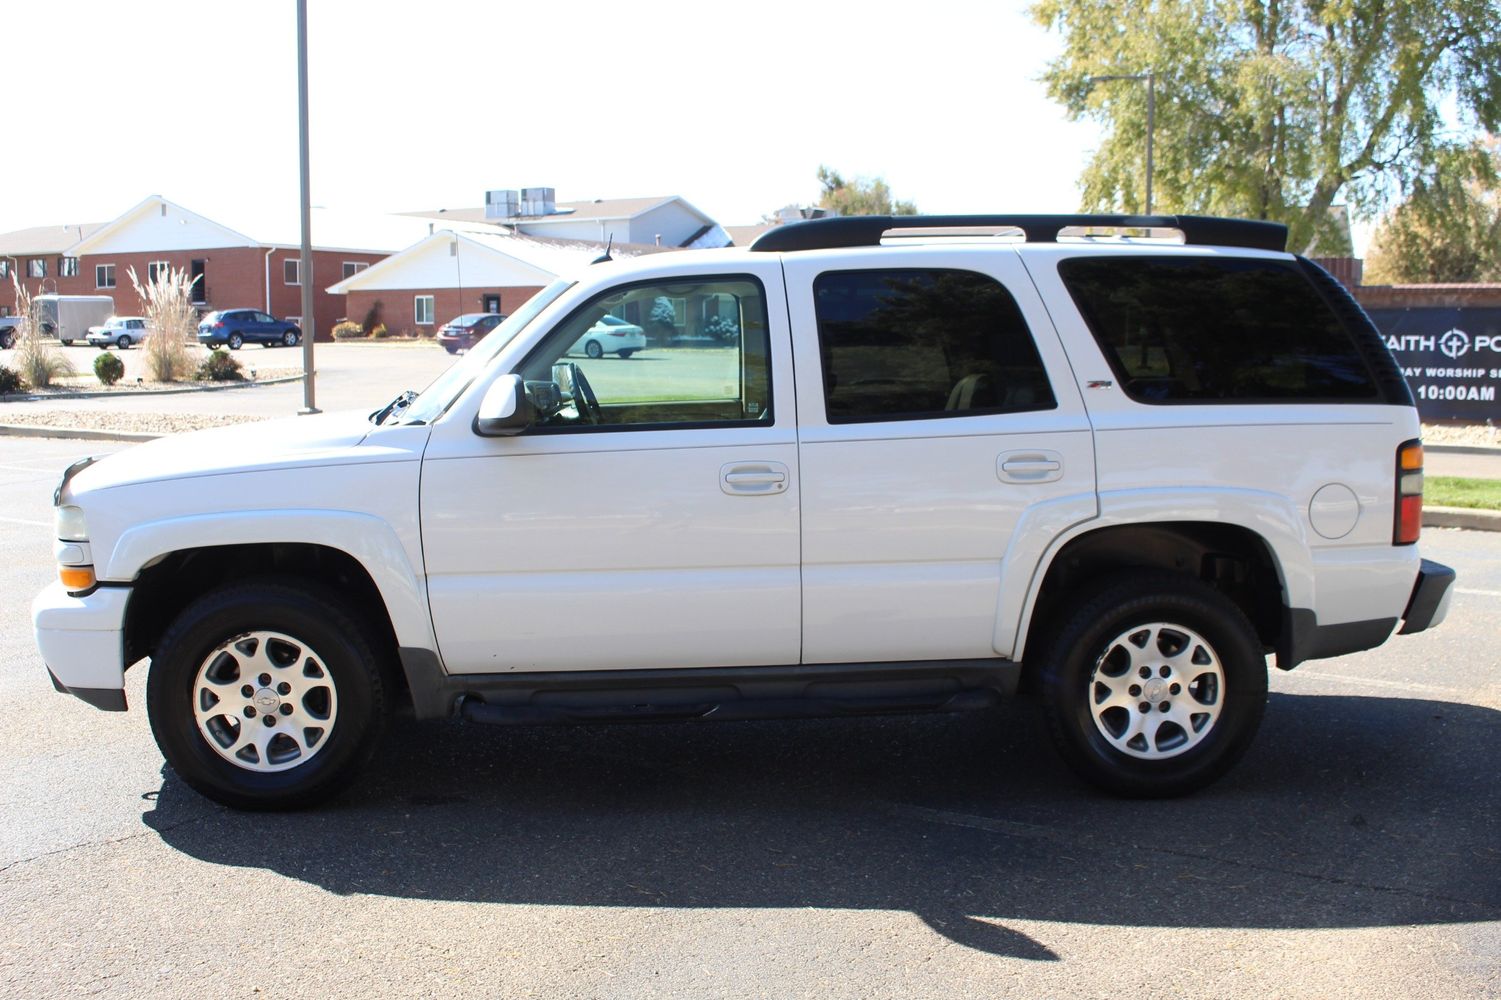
{"left": 32, "top": 581, "right": 131, "bottom": 711}
{"left": 1399, "top": 558, "right": 1456, "bottom": 634}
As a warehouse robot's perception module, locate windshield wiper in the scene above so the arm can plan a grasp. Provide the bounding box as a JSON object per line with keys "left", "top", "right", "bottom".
{"left": 370, "top": 389, "right": 417, "bottom": 425}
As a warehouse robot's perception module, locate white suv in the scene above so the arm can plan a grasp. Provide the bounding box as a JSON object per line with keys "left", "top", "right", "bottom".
{"left": 32, "top": 214, "right": 1455, "bottom": 809}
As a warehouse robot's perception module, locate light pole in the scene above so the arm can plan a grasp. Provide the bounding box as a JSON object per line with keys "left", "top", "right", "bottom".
{"left": 1087, "top": 71, "right": 1155, "bottom": 214}
{"left": 296, "top": 0, "right": 318, "bottom": 414}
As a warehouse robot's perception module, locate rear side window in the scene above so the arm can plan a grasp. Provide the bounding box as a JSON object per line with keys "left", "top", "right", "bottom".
{"left": 813, "top": 268, "right": 1056, "bottom": 423}
{"left": 1058, "top": 256, "right": 1378, "bottom": 403}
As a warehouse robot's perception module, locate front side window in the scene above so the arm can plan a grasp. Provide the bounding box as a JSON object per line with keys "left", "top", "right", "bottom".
{"left": 28, "top": 258, "right": 45, "bottom": 278}
{"left": 812, "top": 268, "right": 1056, "bottom": 423}
{"left": 1058, "top": 256, "right": 1379, "bottom": 403}
{"left": 96, "top": 264, "right": 116, "bottom": 288}
{"left": 59, "top": 257, "right": 78, "bottom": 277}
{"left": 415, "top": 295, "right": 435, "bottom": 325}
{"left": 516, "top": 275, "right": 772, "bottom": 431}
{"left": 284, "top": 258, "right": 302, "bottom": 285}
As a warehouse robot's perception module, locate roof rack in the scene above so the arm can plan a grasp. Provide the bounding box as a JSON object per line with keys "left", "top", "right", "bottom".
{"left": 747, "top": 214, "right": 1288, "bottom": 254}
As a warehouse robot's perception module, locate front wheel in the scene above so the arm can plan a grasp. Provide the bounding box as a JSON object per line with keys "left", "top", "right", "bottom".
{"left": 61, "top": 339, "right": 73, "bottom": 346}
{"left": 617, "top": 349, "right": 637, "bottom": 359}
{"left": 283, "top": 330, "right": 299, "bottom": 347}
{"left": 147, "top": 580, "right": 389, "bottom": 810}
{"left": 1037, "top": 572, "right": 1267, "bottom": 798}
{"left": 583, "top": 339, "right": 603, "bottom": 360}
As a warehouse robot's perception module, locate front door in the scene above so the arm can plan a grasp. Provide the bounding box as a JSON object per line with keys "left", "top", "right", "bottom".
{"left": 782, "top": 250, "right": 1097, "bottom": 663}
{"left": 420, "top": 263, "right": 801, "bottom": 673}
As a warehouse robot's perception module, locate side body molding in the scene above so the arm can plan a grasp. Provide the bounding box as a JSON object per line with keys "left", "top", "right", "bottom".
{"left": 105, "top": 509, "right": 440, "bottom": 656}
{"left": 998, "top": 487, "right": 1311, "bottom": 660}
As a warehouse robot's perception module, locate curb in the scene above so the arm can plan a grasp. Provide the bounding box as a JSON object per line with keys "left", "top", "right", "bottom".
{"left": 0, "top": 424, "right": 160, "bottom": 442}
{"left": 1423, "top": 505, "right": 1501, "bottom": 532}
{"left": 1426, "top": 443, "right": 1501, "bottom": 456}
{"left": 0, "top": 373, "right": 302, "bottom": 403}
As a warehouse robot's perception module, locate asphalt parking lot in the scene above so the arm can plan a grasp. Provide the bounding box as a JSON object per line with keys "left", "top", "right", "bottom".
{"left": 1, "top": 433, "right": 1497, "bottom": 998}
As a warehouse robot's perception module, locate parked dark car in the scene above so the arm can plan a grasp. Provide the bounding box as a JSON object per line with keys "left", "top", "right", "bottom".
{"left": 197, "top": 310, "right": 301, "bottom": 350}
{"left": 437, "top": 312, "right": 505, "bottom": 354}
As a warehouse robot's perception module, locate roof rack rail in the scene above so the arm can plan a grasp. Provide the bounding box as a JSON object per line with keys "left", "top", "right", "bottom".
{"left": 747, "top": 213, "right": 1288, "bottom": 254}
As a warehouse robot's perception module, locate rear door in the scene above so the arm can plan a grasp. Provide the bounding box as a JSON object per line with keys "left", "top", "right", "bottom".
{"left": 782, "top": 248, "right": 1098, "bottom": 663}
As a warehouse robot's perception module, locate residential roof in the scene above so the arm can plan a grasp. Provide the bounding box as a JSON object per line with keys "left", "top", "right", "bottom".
{"left": 0, "top": 222, "right": 108, "bottom": 256}
{"left": 325, "top": 229, "right": 667, "bottom": 295}
{"left": 402, "top": 196, "right": 678, "bottom": 225}
{"left": 724, "top": 224, "right": 775, "bottom": 246}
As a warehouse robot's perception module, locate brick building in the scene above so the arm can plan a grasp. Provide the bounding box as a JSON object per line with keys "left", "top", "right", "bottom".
{"left": 1, "top": 196, "right": 447, "bottom": 339}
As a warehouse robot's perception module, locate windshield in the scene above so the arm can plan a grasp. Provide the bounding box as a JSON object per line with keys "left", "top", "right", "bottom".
{"left": 398, "top": 279, "right": 574, "bottom": 425}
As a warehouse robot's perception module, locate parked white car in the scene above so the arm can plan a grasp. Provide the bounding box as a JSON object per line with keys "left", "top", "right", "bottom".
{"left": 32, "top": 213, "right": 1454, "bottom": 810}
{"left": 86, "top": 316, "right": 149, "bottom": 349}
{"left": 569, "top": 315, "right": 645, "bottom": 359}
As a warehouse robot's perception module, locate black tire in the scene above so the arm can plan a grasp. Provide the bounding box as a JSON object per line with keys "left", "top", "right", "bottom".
{"left": 146, "top": 579, "right": 389, "bottom": 810}
{"left": 1037, "top": 571, "right": 1267, "bottom": 798}
{"left": 228, "top": 332, "right": 243, "bottom": 350}
{"left": 61, "top": 339, "right": 73, "bottom": 346}
{"left": 1, "top": 331, "right": 14, "bottom": 349}
{"left": 117, "top": 335, "right": 131, "bottom": 350}
{"left": 617, "top": 349, "right": 636, "bottom": 359}
{"left": 584, "top": 339, "right": 603, "bottom": 359}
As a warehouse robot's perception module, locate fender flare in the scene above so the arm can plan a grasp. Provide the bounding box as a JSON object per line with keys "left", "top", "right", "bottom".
{"left": 999, "top": 487, "right": 1311, "bottom": 660}
{"left": 105, "top": 509, "right": 438, "bottom": 654}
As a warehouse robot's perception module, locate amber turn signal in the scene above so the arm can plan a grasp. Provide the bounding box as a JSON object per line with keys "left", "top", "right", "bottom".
{"left": 1394, "top": 440, "right": 1423, "bottom": 545}
{"left": 58, "top": 565, "right": 96, "bottom": 591}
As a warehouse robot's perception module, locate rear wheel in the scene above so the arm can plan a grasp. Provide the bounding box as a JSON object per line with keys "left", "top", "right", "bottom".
{"left": 147, "top": 580, "right": 388, "bottom": 810}
{"left": 117, "top": 335, "right": 131, "bottom": 349}
{"left": 227, "top": 332, "right": 244, "bottom": 350}
{"left": 1037, "top": 572, "right": 1267, "bottom": 797}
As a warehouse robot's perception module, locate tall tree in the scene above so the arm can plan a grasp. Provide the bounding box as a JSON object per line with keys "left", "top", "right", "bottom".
{"left": 817, "top": 166, "right": 918, "bottom": 216}
{"left": 1032, "top": 0, "right": 1501, "bottom": 251}
{"left": 1364, "top": 141, "right": 1501, "bottom": 282}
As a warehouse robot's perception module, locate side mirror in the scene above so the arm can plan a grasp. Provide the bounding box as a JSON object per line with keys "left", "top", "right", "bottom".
{"left": 473, "top": 374, "right": 534, "bottom": 436}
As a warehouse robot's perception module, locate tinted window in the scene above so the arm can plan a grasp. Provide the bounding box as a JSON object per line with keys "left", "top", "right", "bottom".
{"left": 1058, "top": 256, "right": 1378, "bottom": 403}
{"left": 812, "top": 269, "right": 1055, "bottom": 423}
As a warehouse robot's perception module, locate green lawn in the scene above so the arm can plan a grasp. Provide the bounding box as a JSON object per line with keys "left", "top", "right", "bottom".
{"left": 1427, "top": 476, "right": 1501, "bottom": 510}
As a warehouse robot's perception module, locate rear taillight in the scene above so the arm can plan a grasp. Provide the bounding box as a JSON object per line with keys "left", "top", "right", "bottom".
{"left": 1395, "top": 439, "right": 1423, "bottom": 545}
{"left": 214, "top": 321, "right": 225, "bottom": 329}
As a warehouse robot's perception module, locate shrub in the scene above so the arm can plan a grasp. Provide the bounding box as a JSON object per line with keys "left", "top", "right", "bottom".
{"left": 196, "top": 348, "right": 244, "bottom": 382}
{"left": 332, "top": 320, "right": 365, "bottom": 340}
{"left": 128, "top": 266, "right": 196, "bottom": 382}
{"left": 9, "top": 276, "right": 74, "bottom": 388}
{"left": 93, "top": 351, "right": 125, "bottom": 386}
{"left": 369, "top": 323, "right": 389, "bottom": 339}
{"left": 0, "top": 364, "right": 25, "bottom": 395}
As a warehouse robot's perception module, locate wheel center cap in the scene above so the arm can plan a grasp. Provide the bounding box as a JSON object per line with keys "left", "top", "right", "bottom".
{"left": 1144, "top": 678, "right": 1168, "bottom": 702}
{"left": 253, "top": 688, "right": 280, "bottom": 711}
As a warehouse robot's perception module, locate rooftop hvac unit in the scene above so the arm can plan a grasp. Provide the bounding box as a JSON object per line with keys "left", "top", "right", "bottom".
{"left": 520, "top": 187, "right": 556, "bottom": 216}
{"left": 485, "top": 189, "right": 520, "bottom": 219}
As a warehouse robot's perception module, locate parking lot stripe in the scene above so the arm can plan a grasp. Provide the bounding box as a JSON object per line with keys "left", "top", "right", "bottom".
{"left": 0, "top": 515, "right": 49, "bottom": 527}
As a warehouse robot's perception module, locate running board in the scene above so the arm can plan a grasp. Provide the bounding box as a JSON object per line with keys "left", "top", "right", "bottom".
{"left": 444, "top": 659, "right": 1020, "bottom": 726}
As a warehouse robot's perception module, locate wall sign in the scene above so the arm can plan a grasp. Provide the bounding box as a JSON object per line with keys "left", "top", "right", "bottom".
{"left": 1365, "top": 307, "right": 1501, "bottom": 420}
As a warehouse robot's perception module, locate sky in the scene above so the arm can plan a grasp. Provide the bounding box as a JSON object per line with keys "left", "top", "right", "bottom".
{"left": 1, "top": 0, "right": 1109, "bottom": 237}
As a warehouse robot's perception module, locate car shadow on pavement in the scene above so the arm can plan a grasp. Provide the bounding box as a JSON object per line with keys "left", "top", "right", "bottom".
{"left": 142, "top": 692, "right": 1501, "bottom": 961}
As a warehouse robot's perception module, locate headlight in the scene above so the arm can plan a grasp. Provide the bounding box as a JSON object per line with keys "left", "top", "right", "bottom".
{"left": 55, "top": 505, "right": 89, "bottom": 541}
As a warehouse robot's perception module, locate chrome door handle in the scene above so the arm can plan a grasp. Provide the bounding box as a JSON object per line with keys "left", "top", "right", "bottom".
{"left": 998, "top": 450, "right": 1064, "bottom": 484}
{"left": 721, "top": 462, "right": 789, "bottom": 495}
